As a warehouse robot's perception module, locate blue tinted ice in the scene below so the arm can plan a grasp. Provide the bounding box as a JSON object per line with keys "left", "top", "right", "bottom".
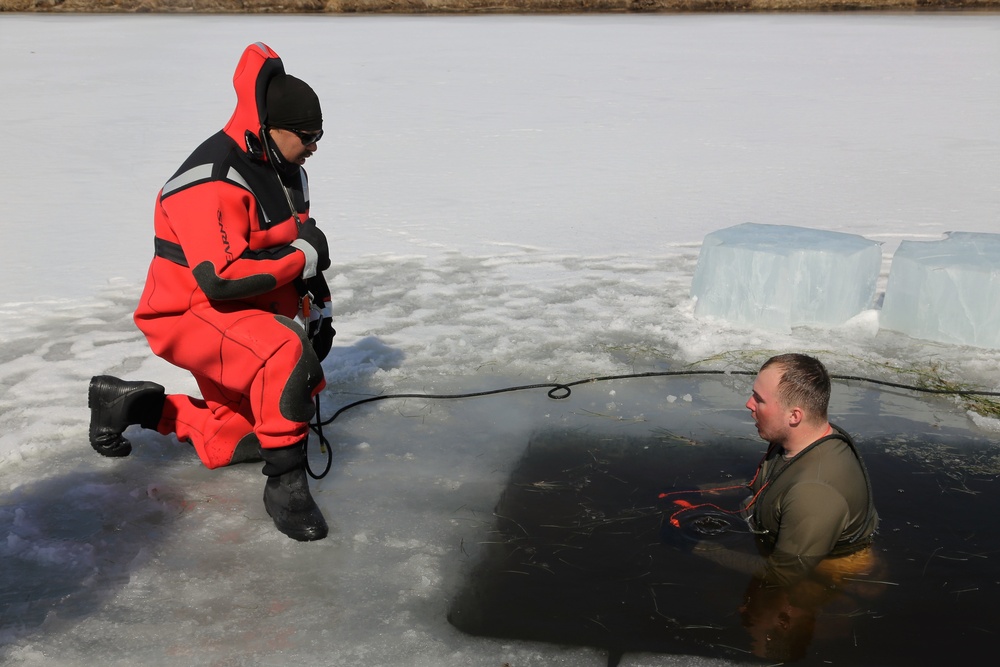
{"left": 881, "top": 232, "right": 1000, "bottom": 349}
{"left": 691, "top": 223, "right": 882, "bottom": 332}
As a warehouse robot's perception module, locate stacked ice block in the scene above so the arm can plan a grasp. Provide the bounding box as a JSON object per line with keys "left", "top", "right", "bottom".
{"left": 691, "top": 223, "right": 882, "bottom": 332}
{"left": 880, "top": 232, "right": 1000, "bottom": 349}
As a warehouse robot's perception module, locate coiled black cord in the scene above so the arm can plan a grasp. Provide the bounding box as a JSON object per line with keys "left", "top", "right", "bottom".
{"left": 304, "top": 370, "right": 1000, "bottom": 480}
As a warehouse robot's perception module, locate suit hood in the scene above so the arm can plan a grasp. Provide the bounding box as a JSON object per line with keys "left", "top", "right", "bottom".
{"left": 223, "top": 42, "right": 285, "bottom": 158}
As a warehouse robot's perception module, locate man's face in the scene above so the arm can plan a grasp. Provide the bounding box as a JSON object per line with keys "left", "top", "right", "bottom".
{"left": 268, "top": 127, "right": 319, "bottom": 166}
{"left": 746, "top": 365, "right": 790, "bottom": 444}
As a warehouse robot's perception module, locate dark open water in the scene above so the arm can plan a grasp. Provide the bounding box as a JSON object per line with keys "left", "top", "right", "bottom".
{"left": 448, "top": 377, "right": 1000, "bottom": 666}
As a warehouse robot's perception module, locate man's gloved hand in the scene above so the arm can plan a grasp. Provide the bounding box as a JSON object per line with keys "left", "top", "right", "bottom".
{"left": 292, "top": 218, "right": 331, "bottom": 278}
{"left": 307, "top": 299, "right": 336, "bottom": 361}
{"left": 301, "top": 275, "right": 335, "bottom": 360}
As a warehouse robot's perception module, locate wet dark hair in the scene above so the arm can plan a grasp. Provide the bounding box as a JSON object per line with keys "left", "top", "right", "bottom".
{"left": 760, "top": 353, "right": 830, "bottom": 421}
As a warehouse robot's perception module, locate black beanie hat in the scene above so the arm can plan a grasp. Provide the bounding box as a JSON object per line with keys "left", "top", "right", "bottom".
{"left": 266, "top": 74, "right": 323, "bottom": 132}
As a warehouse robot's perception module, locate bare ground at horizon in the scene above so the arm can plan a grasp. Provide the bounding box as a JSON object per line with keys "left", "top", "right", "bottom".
{"left": 4, "top": 0, "right": 1000, "bottom": 14}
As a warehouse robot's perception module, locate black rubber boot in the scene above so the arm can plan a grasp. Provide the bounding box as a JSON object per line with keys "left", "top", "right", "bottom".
{"left": 88, "top": 375, "right": 165, "bottom": 458}
{"left": 260, "top": 441, "right": 328, "bottom": 542}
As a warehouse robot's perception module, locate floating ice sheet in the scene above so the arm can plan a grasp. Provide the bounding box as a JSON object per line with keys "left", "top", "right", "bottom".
{"left": 691, "top": 223, "right": 882, "bottom": 332}
{"left": 881, "top": 232, "right": 1000, "bottom": 349}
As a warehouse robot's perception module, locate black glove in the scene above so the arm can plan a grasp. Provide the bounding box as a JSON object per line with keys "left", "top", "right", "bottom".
{"left": 311, "top": 317, "right": 336, "bottom": 361}
{"left": 304, "top": 275, "right": 335, "bottom": 361}
{"left": 296, "top": 218, "right": 330, "bottom": 272}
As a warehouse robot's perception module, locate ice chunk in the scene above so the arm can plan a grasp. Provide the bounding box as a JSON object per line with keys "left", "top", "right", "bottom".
{"left": 880, "top": 232, "right": 1000, "bottom": 349}
{"left": 691, "top": 223, "right": 881, "bottom": 332}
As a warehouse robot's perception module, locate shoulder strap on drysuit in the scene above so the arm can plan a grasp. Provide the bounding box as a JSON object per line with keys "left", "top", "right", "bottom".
{"left": 754, "top": 425, "right": 877, "bottom": 556}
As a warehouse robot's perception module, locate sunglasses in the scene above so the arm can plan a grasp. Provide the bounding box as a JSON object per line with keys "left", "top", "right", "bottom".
{"left": 279, "top": 127, "right": 324, "bottom": 145}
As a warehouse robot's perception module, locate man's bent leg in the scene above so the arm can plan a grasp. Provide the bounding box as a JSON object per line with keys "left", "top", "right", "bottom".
{"left": 158, "top": 391, "right": 259, "bottom": 469}
{"left": 240, "top": 315, "right": 325, "bottom": 450}
{"left": 134, "top": 311, "right": 328, "bottom": 540}
{"left": 246, "top": 316, "right": 327, "bottom": 541}
{"left": 151, "top": 312, "right": 322, "bottom": 469}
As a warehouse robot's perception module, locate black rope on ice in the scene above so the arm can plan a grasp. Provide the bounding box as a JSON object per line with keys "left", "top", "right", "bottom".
{"left": 305, "top": 394, "right": 333, "bottom": 480}
{"left": 303, "top": 369, "right": 1000, "bottom": 480}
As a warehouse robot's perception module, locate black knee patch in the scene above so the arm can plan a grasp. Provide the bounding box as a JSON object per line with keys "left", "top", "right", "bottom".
{"left": 229, "top": 432, "right": 264, "bottom": 465}
{"left": 274, "top": 315, "right": 323, "bottom": 423}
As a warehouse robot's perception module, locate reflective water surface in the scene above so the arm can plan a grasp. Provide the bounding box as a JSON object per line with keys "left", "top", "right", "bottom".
{"left": 448, "top": 377, "right": 1000, "bottom": 666}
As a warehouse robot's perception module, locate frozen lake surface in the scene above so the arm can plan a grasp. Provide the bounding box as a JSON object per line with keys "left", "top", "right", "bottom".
{"left": 1, "top": 12, "right": 999, "bottom": 666}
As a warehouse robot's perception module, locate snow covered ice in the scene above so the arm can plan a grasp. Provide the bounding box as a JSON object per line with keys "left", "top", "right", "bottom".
{"left": 880, "top": 232, "right": 1000, "bottom": 349}
{"left": 690, "top": 223, "right": 882, "bottom": 331}
{"left": 2, "top": 12, "right": 1000, "bottom": 667}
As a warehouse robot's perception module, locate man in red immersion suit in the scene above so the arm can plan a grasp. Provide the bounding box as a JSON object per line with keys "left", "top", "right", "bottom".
{"left": 87, "top": 43, "right": 335, "bottom": 541}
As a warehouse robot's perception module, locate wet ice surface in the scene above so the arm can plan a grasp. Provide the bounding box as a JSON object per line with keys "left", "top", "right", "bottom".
{"left": 3, "top": 262, "right": 1000, "bottom": 667}
{"left": 4, "top": 369, "right": 998, "bottom": 666}
{"left": 3, "top": 260, "right": 1000, "bottom": 667}
{"left": 2, "top": 12, "right": 1000, "bottom": 667}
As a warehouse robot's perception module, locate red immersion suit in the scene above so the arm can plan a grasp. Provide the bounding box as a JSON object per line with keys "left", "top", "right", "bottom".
{"left": 134, "top": 43, "right": 329, "bottom": 469}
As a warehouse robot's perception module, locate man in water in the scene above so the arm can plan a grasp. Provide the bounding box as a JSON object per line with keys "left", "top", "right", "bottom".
{"left": 741, "top": 353, "right": 879, "bottom": 586}
{"left": 692, "top": 353, "right": 880, "bottom": 660}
